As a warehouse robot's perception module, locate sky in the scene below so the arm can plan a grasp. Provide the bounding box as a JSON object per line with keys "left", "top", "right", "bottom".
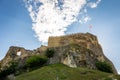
{"left": 0, "top": 0, "right": 120, "bottom": 73}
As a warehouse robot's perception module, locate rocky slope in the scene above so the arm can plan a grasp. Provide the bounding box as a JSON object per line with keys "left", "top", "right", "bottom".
{"left": 0, "top": 32, "right": 117, "bottom": 74}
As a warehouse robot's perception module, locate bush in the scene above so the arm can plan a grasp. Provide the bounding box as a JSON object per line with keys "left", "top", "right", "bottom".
{"left": 26, "top": 55, "right": 47, "bottom": 69}
{"left": 45, "top": 48, "right": 55, "bottom": 58}
{"left": 95, "top": 61, "right": 113, "bottom": 73}
{"left": 104, "top": 77, "right": 112, "bottom": 80}
{"left": 0, "top": 61, "right": 18, "bottom": 78}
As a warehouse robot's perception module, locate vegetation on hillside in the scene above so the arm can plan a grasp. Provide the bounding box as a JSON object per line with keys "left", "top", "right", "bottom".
{"left": 95, "top": 61, "right": 113, "bottom": 73}
{"left": 25, "top": 55, "right": 47, "bottom": 69}
{"left": 0, "top": 55, "right": 48, "bottom": 79}
{"left": 0, "top": 61, "right": 18, "bottom": 79}
{"left": 16, "top": 64, "right": 120, "bottom": 80}
{"left": 0, "top": 48, "right": 56, "bottom": 79}
{"left": 45, "top": 48, "right": 55, "bottom": 58}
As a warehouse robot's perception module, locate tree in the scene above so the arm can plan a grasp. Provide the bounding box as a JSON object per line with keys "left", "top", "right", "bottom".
{"left": 95, "top": 61, "right": 113, "bottom": 73}
{"left": 45, "top": 48, "right": 55, "bottom": 58}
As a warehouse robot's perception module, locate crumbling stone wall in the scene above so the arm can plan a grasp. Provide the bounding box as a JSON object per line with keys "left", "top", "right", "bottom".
{"left": 48, "top": 33, "right": 103, "bottom": 59}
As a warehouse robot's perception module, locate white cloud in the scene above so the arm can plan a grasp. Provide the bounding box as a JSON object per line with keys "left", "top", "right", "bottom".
{"left": 79, "top": 16, "right": 91, "bottom": 24}
{"left": 23, "top": 0, "right": 101, "bottom": 44}
{"left": 88, "top": 0, "right": 101, "bottom": 8}
{"left": 84, "top": 16, "right": 91, "bottom": 22}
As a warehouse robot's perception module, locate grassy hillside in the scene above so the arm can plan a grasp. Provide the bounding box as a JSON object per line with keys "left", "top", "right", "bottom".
{"left": 15, "top": 64, "right": 120, "bottom": 80}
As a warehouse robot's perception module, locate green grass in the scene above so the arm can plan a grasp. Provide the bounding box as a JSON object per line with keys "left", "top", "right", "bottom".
{"left": 15, "top": 64, "right": 120, "bottom": 80}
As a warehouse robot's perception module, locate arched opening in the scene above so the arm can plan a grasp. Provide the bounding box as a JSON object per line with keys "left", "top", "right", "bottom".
{"left": 17, "top": 50, "right": 21, "bottom": 56}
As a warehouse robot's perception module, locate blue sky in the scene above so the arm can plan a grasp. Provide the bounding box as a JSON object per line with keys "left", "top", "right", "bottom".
{"left": 0, "top": 0, "right": 41, "bottom": 58}
{"left": 0, "top": 0, "right": 120, "bottom": 73}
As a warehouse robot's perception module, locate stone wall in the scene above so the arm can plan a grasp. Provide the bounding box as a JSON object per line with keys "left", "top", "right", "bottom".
{"left": 48, "top": 33, "right": 102, "bottom": 58}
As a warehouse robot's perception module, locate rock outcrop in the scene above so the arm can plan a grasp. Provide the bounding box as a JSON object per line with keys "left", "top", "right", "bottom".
{"left": 48, "top": 32, "right": 117, "bottom": 74}
{"left": 0, "top": 46, "right": 33, "bottom": 69}
{"left": 48, "top": 44, "right": 97, "bottom": 69}
{"left": 0, "top": 32, "right": 117, "bottom": 74}
{"left": 0, "top": 46, "right": 47, "bottom": 69}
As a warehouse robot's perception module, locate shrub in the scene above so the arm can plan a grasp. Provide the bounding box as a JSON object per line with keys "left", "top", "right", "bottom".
{"left": 0, "top": 61, "right": 18, "bottom": 78}
{"left": 104, "top": 77, "right": 112, "bottom": 80}
{"left": 95, "top": 61, "right": 113, "bottom": 73}
{"left": 26, "top": 55, "right": 47, "bottom": 69}
{"left": 45, "top": 48, "right": 55, "bottom": 58}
